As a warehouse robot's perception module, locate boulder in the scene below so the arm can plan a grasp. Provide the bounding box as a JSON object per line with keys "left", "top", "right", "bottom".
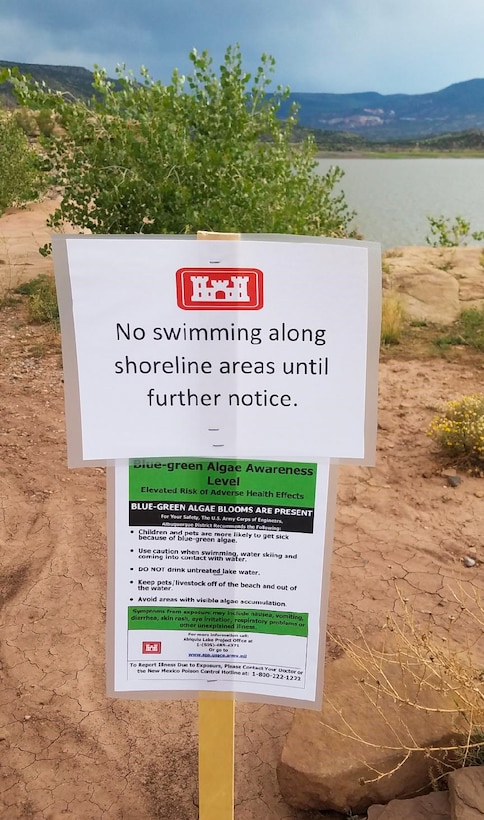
{"left": 448, "top": 765, "right": 484, "bottom": 819}
{"left": 383, "top": 246, "right": 484, "bottom": 324}
{"left": 277, "top": 646, "right": 465, "bottom": 814}
{"left": 391, "top": 268, "right": 460, "bottom": 325}
{"left": 367, "top": 790, "right": 450, "bottom": 818}
{"left": 381, "top": 766, "right": 484, "bottom": 820}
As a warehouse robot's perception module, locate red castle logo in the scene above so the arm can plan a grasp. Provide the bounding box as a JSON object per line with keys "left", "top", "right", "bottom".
{"left": 176, "top": 267, "right": 263, "bottom": 310}
{"left": 142, "top": 641, "right": 162, "bottom": 655}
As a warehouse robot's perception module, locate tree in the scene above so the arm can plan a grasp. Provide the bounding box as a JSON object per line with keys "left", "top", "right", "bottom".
{"left": 0, "top": 115, "right": 44, "bottom": 215}
{"left": 3, "top": 46, "right": 355, "bottom": 238}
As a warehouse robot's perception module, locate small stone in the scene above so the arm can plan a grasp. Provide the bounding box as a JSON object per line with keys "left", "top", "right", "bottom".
{"left": 447, "top": 475, "right": 461, "bottom": 488}
{"left": 24, "top": 715, "right": 31, "bottom": 721}
{"left": 463, "top": 556, "right": 476, "bottom": 568}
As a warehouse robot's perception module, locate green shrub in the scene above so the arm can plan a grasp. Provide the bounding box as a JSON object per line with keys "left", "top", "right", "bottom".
{"left": 3, "top": 46, "right": 355, "bottom": 239}
{"left": 426, "top": 215, "right": 484, "bottom": 247}
{"left": 0, "top": 116, "right": 44, "bottom": 215}
{"left": 427, "top": 394, "right": 484, "bottom": 466}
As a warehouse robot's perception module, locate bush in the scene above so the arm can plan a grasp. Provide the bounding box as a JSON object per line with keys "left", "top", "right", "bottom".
{"left": 0, "top": 116, "right": 44, "bottom": 215}
{"left": 3, "top": 46, "right": 355, "bottom": 238}
{"left": 427, "top": 393, "right": 484, "bottom": 467}
{"left": 13, "top": 108, "right": 38, "bottom": 136}
{"left": 36, "top": 109, "right": 55, "bottom": 137}
{"left": 327, "top": 585, "right": 484, "bottom": 786}
{"left": 426, "top": 214, "right": 484, "bottom": 247}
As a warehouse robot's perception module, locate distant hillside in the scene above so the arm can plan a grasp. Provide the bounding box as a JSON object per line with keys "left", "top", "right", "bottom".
{"left": 0, "top": 60, "right": 102, "bottom": 106}
{"left": 280, "top": 79, "right": 484, "bottom": 140}
{"left": 296, "top": 127, "right": 484, "bottom": 154}
{"left": 2, "top": 60, "right": 484, "bottom": 141}
{"left": 415, "top": 128, "right": 484, "bottom": 151}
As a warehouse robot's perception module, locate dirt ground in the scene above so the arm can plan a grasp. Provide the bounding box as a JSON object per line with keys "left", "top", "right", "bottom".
{"left": 1, "top": 202, "right": 483, "bottom": 819}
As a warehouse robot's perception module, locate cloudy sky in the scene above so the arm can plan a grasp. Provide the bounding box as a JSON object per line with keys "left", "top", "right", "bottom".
{"left": 1, "top": 0, "right": 483, "bottom": 95}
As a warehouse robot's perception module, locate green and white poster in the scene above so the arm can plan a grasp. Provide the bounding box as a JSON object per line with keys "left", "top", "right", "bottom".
{"left": 108, "top": 456, "right": 334, "bottom": 705}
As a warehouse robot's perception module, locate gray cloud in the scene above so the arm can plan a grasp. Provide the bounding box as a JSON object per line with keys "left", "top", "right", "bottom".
{"left": 1, "top": 0, "right": 483, "bottom": 93}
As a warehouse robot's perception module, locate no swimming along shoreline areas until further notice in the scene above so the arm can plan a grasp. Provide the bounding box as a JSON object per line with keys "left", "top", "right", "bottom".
{"left": 56, "top": 235, "right": 377, "bottom": 464}
{"left": 128, "top": 457, "right": 317, "bottom": 534}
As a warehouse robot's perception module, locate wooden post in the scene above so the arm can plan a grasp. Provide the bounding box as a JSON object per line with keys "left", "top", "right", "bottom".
{"left": 197, "top": 230, "right": 239, "bottom": 820}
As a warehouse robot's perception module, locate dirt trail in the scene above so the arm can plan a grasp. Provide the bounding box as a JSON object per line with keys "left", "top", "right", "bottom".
{"left": 1, "top": 202, "right": 483, "bottom": 819}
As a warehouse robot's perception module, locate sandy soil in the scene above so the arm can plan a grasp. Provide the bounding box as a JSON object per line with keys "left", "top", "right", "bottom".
{"left": 1, "top": 202, "right": 483, "bottom": 819}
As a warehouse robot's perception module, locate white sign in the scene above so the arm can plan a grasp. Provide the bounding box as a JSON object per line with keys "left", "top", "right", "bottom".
{"left": 107, "top": 456, "right": 336, "bottom": 706}
{"left": 54, "top": 236, "right": 380, "bottom": 466}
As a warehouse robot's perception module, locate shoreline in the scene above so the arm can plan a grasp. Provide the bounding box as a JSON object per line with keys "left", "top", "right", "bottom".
{"left": 315, "top": 150, "right": 484, "bottom": 159}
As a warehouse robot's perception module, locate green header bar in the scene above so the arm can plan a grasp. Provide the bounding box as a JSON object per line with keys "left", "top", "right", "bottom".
{"left": 129, "top": 457, "right": 316, "bottom": 508}
{"left": 128, "top": 606, "right": 308, "bottom": 637}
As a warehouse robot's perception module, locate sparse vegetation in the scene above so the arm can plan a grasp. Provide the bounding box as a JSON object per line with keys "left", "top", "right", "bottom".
{"left": 436, "top": 257, "right": 456, "bottom": 271}
{"left": 435, "top": 305, "right": 484, "bottom": 351}
{"left": 14, "top": 274, "right": 59, "bottom": 326}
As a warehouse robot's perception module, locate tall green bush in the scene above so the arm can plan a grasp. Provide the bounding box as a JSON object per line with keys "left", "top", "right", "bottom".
{"left": 2, "top": 46, "right": 355, "bottom": 238}
{"left": 0, "top": 116, "right": 44, "bottom": 215}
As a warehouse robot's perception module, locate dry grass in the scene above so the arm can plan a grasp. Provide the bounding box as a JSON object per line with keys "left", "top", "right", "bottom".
{"left": 381, "top": 293, "right": 406, "bottom": 345}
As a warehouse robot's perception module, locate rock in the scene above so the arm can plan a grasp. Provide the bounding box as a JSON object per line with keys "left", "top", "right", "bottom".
{"left": 383, "top": 246, "right": 484, "bottom": 324}
{"left": 447, "top": 476, "right": 462, "bottom": 488}
{"left": 393, "top": 269, "right": 460, "bottom": 324}
{"left": 448, "top": 765, "right": 484, "bottom": 819}
{"left": 464, "top": 556, "right": 477, "bottom": 568}
{"left": 277, "top": 643, "right": 466, "bottom": 814}
{"left": 367, "top": 790, "right": 450, "bottom": 818}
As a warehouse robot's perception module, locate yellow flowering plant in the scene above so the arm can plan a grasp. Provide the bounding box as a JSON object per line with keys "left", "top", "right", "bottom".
{"left": 428, "top": 394, "right": 484, "bottom": 467}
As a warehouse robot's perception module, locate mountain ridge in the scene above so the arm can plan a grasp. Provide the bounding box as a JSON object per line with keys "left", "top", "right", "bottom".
{"left": 1, "top": 60, "right": 484, "bottom": 140}
{"left": 277, "top": 78, "right": 484, "bottom": 139}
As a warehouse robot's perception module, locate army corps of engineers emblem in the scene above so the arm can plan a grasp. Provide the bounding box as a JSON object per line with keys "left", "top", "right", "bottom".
{"left": 176, "top": 267, "right": 264, "bottom": 310}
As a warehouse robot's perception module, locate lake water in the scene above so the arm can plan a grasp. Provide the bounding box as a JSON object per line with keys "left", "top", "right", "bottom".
{"left": 316, "top": 158, "right": 484, "bottom": 249}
